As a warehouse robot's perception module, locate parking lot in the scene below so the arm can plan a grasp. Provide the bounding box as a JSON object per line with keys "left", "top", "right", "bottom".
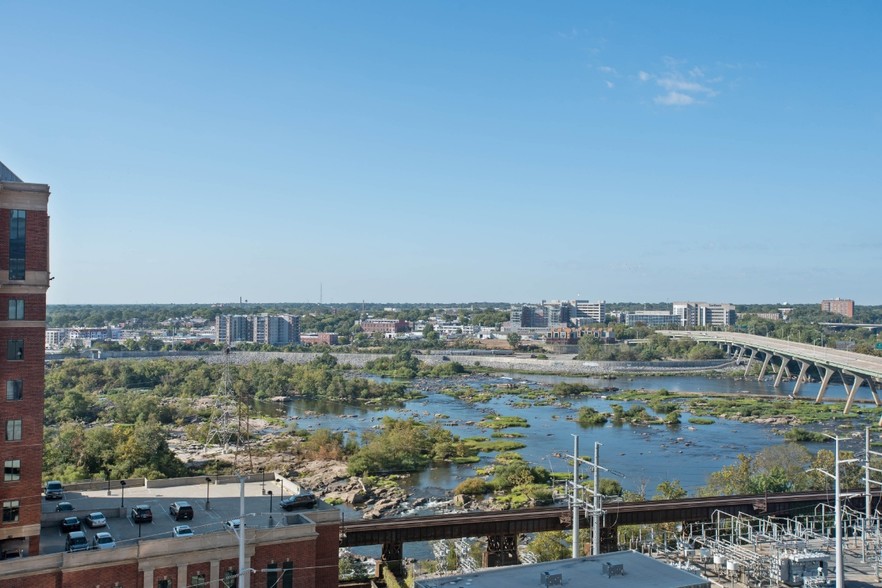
{"left": 40, "top": 477, "right": 329, "bottom": 554}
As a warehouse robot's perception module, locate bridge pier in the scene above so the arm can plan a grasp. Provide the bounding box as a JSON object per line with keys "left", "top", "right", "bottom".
{"left": 773, "top": 355, "right": 791, "bottom": 388}
{"left": 483, "top": 533, "right": 519, "bottom": 568}
{"left": 600, "top": 525, "right": 618, "bottom": 553}
{"left": 757, "top": 353, "right": 772, "bottom": 381}
{"left": 792, "top": 360, "right": 811, "bottom": 396}
{"left": 743, "top": 348, "right": 756, "bottom": 377}
{"left": 381, "top": 541, "right": 404, "bottom": 577}
{"left": 815, "top": 366, "right": 836, "bottom": 402}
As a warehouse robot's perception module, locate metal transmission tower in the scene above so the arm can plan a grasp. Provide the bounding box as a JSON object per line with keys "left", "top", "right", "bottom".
{"left": 204, "top": 347, "right": 250, "bottom": 468}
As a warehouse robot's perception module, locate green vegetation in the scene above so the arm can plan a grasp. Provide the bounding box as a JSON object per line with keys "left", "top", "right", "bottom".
{"left": 784, "top": 428, "right": 829, "bottom": 443}
{"left": 364, "top": 349, "right": 467, "bottom": 379}
{"left": 687, "top": 417, "right": 715, "bottom": 425}
{"left": 463, "top": 437, "right": 527, "bottom": 452}
{"left": 477, "top": 414, "right": 530, "bottom": 429}
{"left": 347, "top": 418, "right": 476, "bottom": 475}
{"left": 453, "top": 477, "right": 490, "bottom": 496}
{"left": 576, "top": 407, "right": 608, "bottom": 426}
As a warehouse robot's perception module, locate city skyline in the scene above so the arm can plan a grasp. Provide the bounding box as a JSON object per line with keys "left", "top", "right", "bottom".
{"left": 3, "top": 1, "right": 881, "bottom": 305}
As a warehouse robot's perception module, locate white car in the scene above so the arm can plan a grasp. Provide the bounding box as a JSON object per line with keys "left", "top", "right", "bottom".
{"left": 91, "top": 532, "right": 116, "bottom": 550}
{"left": 85, "top": 512, "right": 107, "bottom": 528}
{"left": 172, "top": 524, "right": 194, "bottom": 538}
{"left": 224, "top": 519, "right": 241, "bottom": 530}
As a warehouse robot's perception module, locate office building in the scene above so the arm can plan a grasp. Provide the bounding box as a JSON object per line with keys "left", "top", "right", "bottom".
{"left": 673, "top": 302, "right": 736, "bottom": 328}
{"left": 0, "top": 161, "right": 51, "bottom": 558}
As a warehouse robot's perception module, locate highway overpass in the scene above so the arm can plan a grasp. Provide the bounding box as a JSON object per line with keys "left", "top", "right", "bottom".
{"left": 659, "top": 330, "right": 882, "bottom": 422}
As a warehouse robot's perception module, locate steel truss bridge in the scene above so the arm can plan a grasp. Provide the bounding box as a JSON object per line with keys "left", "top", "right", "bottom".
{"left": 340, "top": 491, "right": 878, "bottom": 570}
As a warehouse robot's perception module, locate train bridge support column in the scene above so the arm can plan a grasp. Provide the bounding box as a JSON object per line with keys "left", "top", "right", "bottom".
{"left": 483, "top": 534, "right": 520, "bottom": 568}
{"left": 600, "top": 525, "right": 618, "bottom": 553}
{"left": 381, "top": 541, "right": 404, "bottom": 577}
{"left": 792, "top": 360, "right": 811, "bottom": 396}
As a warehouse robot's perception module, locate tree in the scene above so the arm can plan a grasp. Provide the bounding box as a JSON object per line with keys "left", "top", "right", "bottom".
{"left": 507, "top": 332, "right": 521, "bottom": 350}
{"left": 526, "top": 531, "right": 571, "bottom": 562}
{"left": 653, "top": 480, "right": 687, "bottom": 500}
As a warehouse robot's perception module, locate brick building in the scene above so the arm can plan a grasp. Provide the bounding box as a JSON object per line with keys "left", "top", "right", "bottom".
{"left": 300, "top": 332, "right": 338, "bottom": 346}
{"left": 821, "top": 298, "right": 854, "bottom": 318}
{"left": 360, "top": 319, "right": 408, "bottom": 334}
{"left": 0, "top": 161, "right": 50, "bottom": 559}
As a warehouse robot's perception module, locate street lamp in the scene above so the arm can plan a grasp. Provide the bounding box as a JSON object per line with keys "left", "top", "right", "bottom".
{"left": 106, "top": 469, "right": 111, "bottom": 496}
{"left": 205, "top": 477, "right": 212, "bottom": 511}
{"left": 120, "top": 480, "right": 126, "bottom": 508}
{"left": 268, "top": 490, "right": 274, "bottom": 527}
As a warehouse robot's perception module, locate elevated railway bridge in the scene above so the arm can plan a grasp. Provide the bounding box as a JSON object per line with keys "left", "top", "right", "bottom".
{"left": 659, "top": 330, "right": 882, "bottom": 422}
{"left": 340, "top": 491, "right": 878, "bottom": 569}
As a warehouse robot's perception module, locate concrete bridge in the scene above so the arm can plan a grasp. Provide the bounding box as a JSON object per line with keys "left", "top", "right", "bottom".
{"left": 659, "top": 330, "right": 882, "bottom": 422}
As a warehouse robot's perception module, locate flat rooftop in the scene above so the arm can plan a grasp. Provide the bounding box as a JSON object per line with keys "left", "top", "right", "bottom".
{"left": 415, "top": 551, "right": 710, "bottom": 588}
{"left": 40, "top": 474, "right": 333, "bottom": 554}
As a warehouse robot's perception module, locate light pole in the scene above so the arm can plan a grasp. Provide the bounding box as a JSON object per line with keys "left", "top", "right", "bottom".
{"left": 106, "top": 469, "right": 111, "bottom": 496}
{"left": 812, "top": 435, "right": 858, "bottom": 588}
{"left": 268, "top": 490, "right": 274, "bottom": 527}
{"left": 205, "top": 477, "right": 212, "bottom": 511}
{"left": 119, "top": 480, "right": 126, "bottom": 508}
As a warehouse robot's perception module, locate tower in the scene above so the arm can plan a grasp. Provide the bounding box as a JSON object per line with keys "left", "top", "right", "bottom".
{"left": 0, "top": 160, "right": 51, "bottom": 557}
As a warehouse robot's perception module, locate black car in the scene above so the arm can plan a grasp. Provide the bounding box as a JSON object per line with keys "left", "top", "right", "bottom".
{"left": 60, "top": 516, "right": 81, "bottom": 533}
{"left": 169, "top": 501, "right": 193, "bottom": 521}
{"left": 130, "top": 504, "right": 153, "bottom": 523}
{"left": 279, "top": 492, "right": 317, "bottom": 511}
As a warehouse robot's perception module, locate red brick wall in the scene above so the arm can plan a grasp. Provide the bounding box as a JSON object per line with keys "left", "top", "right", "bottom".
{"left": 0, "top": 570, "right": 59, "bottom": 588}
{"left": 62, "top": 562, "right": 138, "bottom": 587}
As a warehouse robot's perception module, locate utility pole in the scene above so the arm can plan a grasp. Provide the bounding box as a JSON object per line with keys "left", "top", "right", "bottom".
{"left": 863, "top": 427, "right": 882, "bottom": 564}
{"left": 566, "top": 435, "right": 606, "bottom": 558}
{"left": 814, "top": 435, "right": 858, "bottom": 588}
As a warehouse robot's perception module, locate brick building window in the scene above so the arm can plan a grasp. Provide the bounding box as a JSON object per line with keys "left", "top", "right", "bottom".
{"left": 6, "top": 380, "right": 22, "bottom": 401}
{"left": 190, "top": 574, "right": 206, "bottom": 587}
{"left": 3, "top": 460, "right": 20, "bottom": 481}
{"left": 6, "top": 420, "right": 21, "bottom": 441}
{"left": 7, "top": 300, "right": 23, "bottom": 320}
{"left": 282, "top": 562, "right": 294, "bottom": 588}
{"left": 157, "top": 579, "right": 172, "bottom": 588}
{"left": 222, "top": 569, "right": 237, "bottom": 587}
{"left": 2, "top": 500, "right": 19, "bottom": 523}
{"left": 6, "top": 340, "right": 23, "bottom": 361}
{"left": 8, "top": 210, "right": 25, "bottom": 281}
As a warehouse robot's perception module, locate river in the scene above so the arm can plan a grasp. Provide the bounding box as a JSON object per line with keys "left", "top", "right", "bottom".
{"left": 258, "top": 372, "right": 856, "bottom": 498}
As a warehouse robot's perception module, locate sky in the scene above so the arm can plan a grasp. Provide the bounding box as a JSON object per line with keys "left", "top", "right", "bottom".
{"left": 2, "top": 1, "right": 881, "bottom": 306}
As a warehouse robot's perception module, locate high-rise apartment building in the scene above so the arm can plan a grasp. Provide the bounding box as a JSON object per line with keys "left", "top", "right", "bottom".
{"left": 253, "top": 313, "right": 300, "bottom": 345}
{"left": 821, "top": 298, "right": 854, "bottom": 318}
{"left": 0, "top": 161, "right": 50, "bottom": 558}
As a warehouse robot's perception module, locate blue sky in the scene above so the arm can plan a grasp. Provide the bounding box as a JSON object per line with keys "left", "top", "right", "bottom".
{"left": 3, "top": 1, "right": 880, "bottom": 305}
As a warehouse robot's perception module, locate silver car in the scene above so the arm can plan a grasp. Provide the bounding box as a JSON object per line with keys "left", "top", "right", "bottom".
{"left": 91, "top": 531, "right": 116, "bottom": 549}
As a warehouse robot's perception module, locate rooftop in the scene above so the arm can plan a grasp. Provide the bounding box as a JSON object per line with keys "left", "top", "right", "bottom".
{"left": 415, "top": 551, "right": 710, "bottom": 588}
{"left": 0, "top": 160, "right": 22, "bottom": 182}
{"left": 39, "top": 474, "right": 333, "bottom": 555}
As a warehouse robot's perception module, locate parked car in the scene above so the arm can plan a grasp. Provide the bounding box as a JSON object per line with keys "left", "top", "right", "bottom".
{"left": 65, "top": 531, "right": 88, "bottom": 552}
{"left": 169, "top": 501, "right": 194, "bottom": 521}
{"left": 60, "top": 516, "right": 81, "bottom": 533}
{"left": 91, "top": 531, "right": 116, "bottom": 550}
{"left": 130, "top": 504, "right": 153, "bottom": 523}
{"left": 279, "top": 492, "right": 317, "bottom": 511}
{"left": 85, "top": 512, "right": 107, "bottom": 528}
{"left": 224, "top": 519, "right": 241, "bottom": 530}
{"left": 44, "top": 480, "right": 64, "bottom": 500}
{"left": 172, "top": 524, "right": 194, "bottom": 538}
{"left": 55, "top": 501, "right": 74, "bottom": 512}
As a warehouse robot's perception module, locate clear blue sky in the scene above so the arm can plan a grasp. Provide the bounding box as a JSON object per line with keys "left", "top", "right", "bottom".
{"left": 3, "top": 1, "right": 880, "bottom": 305}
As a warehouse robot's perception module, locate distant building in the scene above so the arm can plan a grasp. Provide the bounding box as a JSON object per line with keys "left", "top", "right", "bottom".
{"left": 673, "top": 302, "right": 736, "bottom": 327}
{"left": 624, "top": 310, "right": 678, "bottom": 327}
{"left": 821, "top": 298, "right": 854, "bottom": 318}
{"left": 573, "top": 300, "right": 606, "bottom": 323}
{"left": 360, "top": 318, "right": 409, "bottom": 334}
{"left": 300, "top": 332, "right": 338, "bottom": 345}
{"left": 0, "top": 161, "right": 52, "bottom": 558}
{"left": 253, "top": 313, "right": 300, "bottom": 345}
{"left": 216, "top": 314, "right": 300, "bottom": 345}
